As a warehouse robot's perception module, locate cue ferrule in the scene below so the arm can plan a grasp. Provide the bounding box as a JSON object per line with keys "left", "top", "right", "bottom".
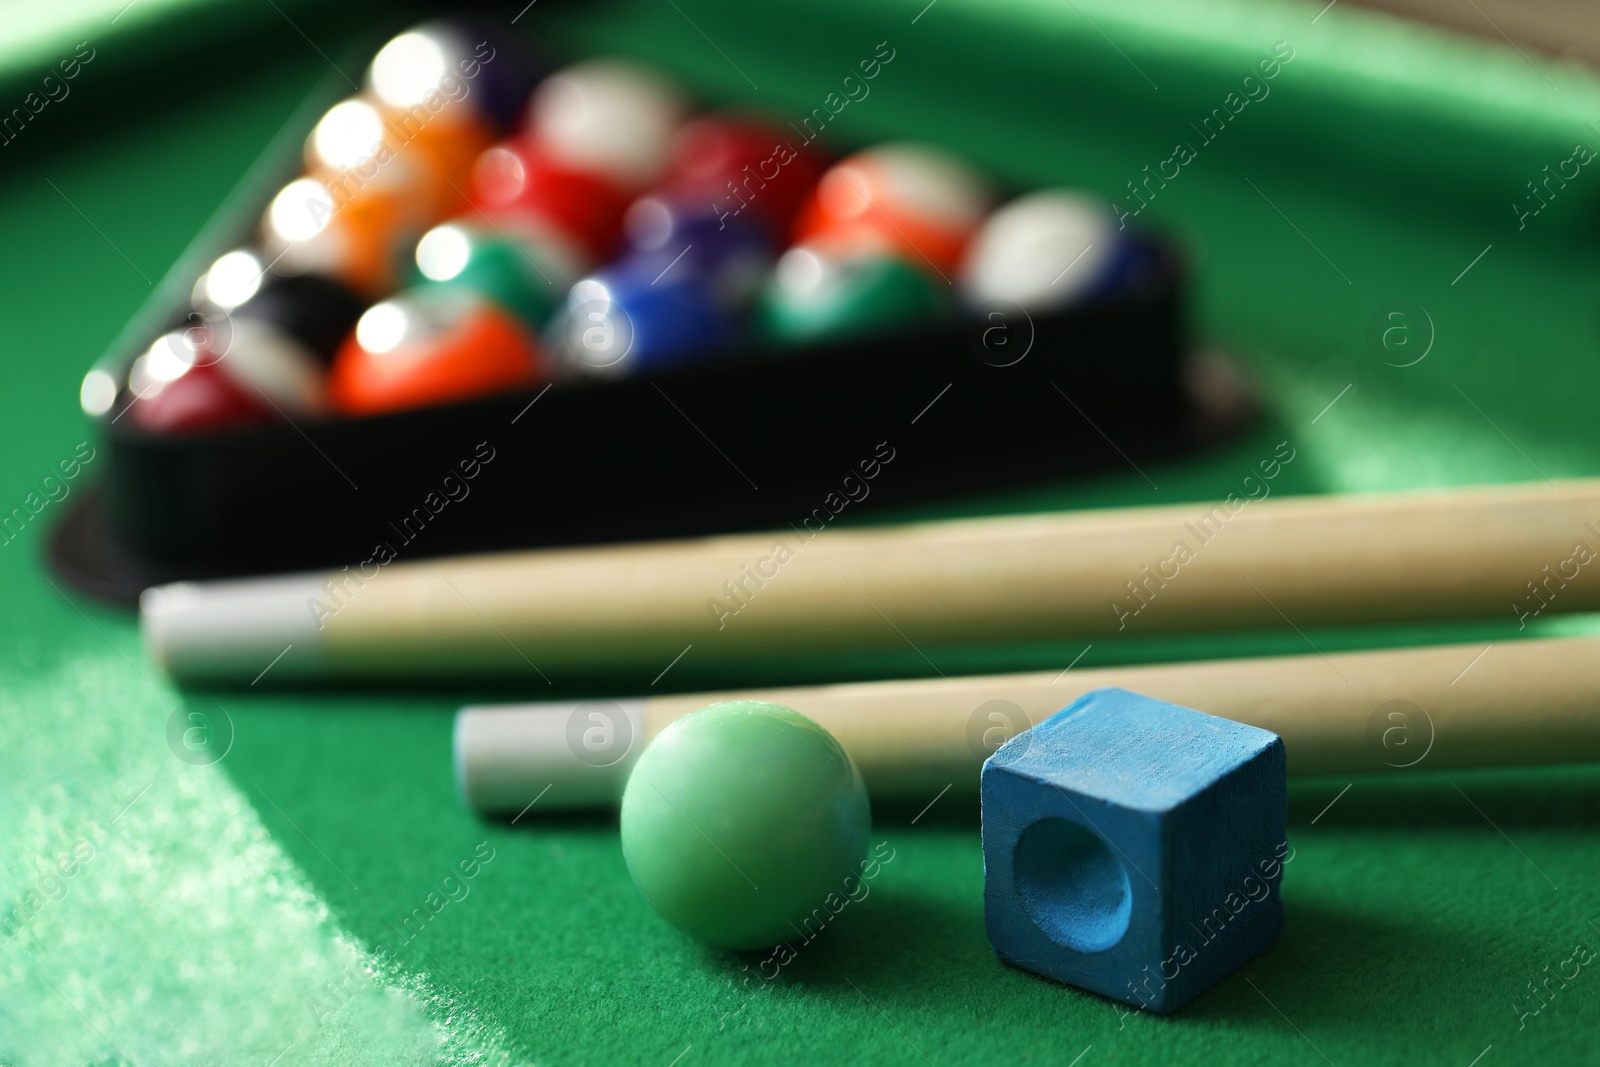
{"left": 141, "top": 576, "right": 327, "bottom": 682}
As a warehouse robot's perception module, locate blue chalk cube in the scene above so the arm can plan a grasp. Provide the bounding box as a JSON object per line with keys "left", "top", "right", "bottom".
{"left": 981, "top": 687, "right": 1287, "bottom": 1013}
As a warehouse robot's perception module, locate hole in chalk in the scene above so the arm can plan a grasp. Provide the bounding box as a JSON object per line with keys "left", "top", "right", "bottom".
{"left": 1013, "top": 817, "right": 1132, "bottom": 953}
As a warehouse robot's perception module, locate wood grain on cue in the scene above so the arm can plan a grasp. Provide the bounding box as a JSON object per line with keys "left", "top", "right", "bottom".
{"left": 456, "top": 636, "right": 1600, "bottom": 811}
{"left": 330, "top": 479, "right": 1600, "bottom": 676}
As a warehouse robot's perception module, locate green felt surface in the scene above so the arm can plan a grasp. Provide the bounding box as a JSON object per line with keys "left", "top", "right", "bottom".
{"left": 3, "top": 0, "right": 1600, "bottom": 1063}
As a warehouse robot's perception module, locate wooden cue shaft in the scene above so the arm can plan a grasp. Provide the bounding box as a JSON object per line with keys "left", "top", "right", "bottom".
{"left": 326, "top": 480, "right": 1600, "bottom": 678}
{"left": 642, "top": 636, "right": 1600, "bottom": 791}
{"left": 457, "top": 636, "right": 1600, "bottom": 811}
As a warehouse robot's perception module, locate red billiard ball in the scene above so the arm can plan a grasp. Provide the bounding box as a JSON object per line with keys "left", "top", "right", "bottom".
{"left": 527, "top": 59, "right": 688, "bottom": 191}
{"left": 793, "top": 143, "right": 993, "bottom": 278}
{"left": 471, "top": 136, "right": 630, "bottom": 259}
{"left": 124, "top": 320, "right": 324, "bottom": 433}
{"left": 125, "top": 359, "right": 274, "bottom": 434}
{"left": 329, "top": 288, "right": 546, "bottom": 415}
{"left": 659, "top": 115, "right": 826, "bottom": 235}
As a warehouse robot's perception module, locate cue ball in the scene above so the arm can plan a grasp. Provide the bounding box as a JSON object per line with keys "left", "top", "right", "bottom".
{"left": 958, "top": 191, "right": 1118, "bottom": 309}
{"left": 619, "top": 701, "right": 871, "bottom": 950}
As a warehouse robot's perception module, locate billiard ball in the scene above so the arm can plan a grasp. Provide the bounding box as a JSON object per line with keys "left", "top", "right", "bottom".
{"left": 413, "top": 218, "right": 586, "bottom": 328}
{"left": 528, "top": 59, "right": 688, "bottom": 191}
{"left": 1084, "top": 234, "right": 1169, "bottom": 301}
{"left": 554, "top": 254, "right": 737, "bottom": 376}
{"left": 125, "top": 358, "right": 274, "bottom": 435}
{"left": 958, "top": 191, "right": 1119, "bottom": 309}
{"left": 305, "top": 97, "right": 422, "bottom": 184}
{"left": 623, "top": 195, "right": 774, "bottom": 306}
{"left": 755, "top": 238, "right": 947, "bottom": 346}
{"left": 192, "top": 248, "right": 270, "bottom": 314}
{"left": 794, "top": 143, "right": 992, "bottom": 278}
{"left": 329, "top": 287, "right": 546, "bottom": 415}
{"left": 206, "top": 317, "right": 326, "bottom": 413}
{"left": 471, "top": 137, "right": 631, "bottom": 258}
{"left": 261, "top": 176, "right": 416, "bottom": 296}
{"left": 193, "top": 248, "right": 367, "bottom": 363}
{"left": 657, "top": 114, "right": 826, "bottom": 235}
{"left": 306, "top": 95, "right": 491, "bottom": 223}
{"left": 367, "top": 19, "right": 544, "bottom": 133}
{"left": 124, "top": 319, "right": 324, "bottom": 433}
{"left": 619, "top": 701, "right": 871, "bottom": 950}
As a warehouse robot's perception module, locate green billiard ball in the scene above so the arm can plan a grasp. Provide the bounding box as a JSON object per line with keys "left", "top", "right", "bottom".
{"left": 412, "top": 220, "right": 585, "bottom": 330}
{"left": 755, "top": 242, "right": 947, "bottom": 347}
{"left": 619, "top": 701, "right": 871, "bottom": 950}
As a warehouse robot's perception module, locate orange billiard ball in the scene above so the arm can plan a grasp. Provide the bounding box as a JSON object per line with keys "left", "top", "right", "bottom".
{"left": 305, "top": 94, "right": 493, "bottom": 223}
{"left": 329, "top": 288, "right": 546, "bottom": 415}
{"left": 261, "top": 176, "right": 419, "bottom": 297}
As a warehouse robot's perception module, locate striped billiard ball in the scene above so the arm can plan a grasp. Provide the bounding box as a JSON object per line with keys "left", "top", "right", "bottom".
{"left": 471, "top": 137, "right": 631, "bottom": 259}
{"left": 755, "top": 238, "right": 947, "bottom": 346}
{"left": 527, "top": 59, "right": 688, "bottom": 191}
{"left": 125, "top": 319, "right": 324, "bottom": 433}
{"left": 794, "top": 143, "right": 993, "bottom": 278}
{"left": 412, "top": 218, "right": 587, "bottom": 328}
{"left": 329, "top": 288, "right": 546, "bottom": 415}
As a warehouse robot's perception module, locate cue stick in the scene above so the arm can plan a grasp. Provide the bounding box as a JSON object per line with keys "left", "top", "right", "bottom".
{"left": 455, "top": 635, "right": 1600, "bottom": 812}
{"left": 143, "top": 478, "right": 1600, "bottom": 683}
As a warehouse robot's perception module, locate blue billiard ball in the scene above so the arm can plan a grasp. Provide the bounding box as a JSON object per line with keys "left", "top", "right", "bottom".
{"left": 624, "top": 195, "right": 774, "bottom": 307}
{"left": 1079, "top": 234, "right": 1168, "bottom": 303}
{"left": 553, "top": 254, "right": 736, "bottom": 376}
